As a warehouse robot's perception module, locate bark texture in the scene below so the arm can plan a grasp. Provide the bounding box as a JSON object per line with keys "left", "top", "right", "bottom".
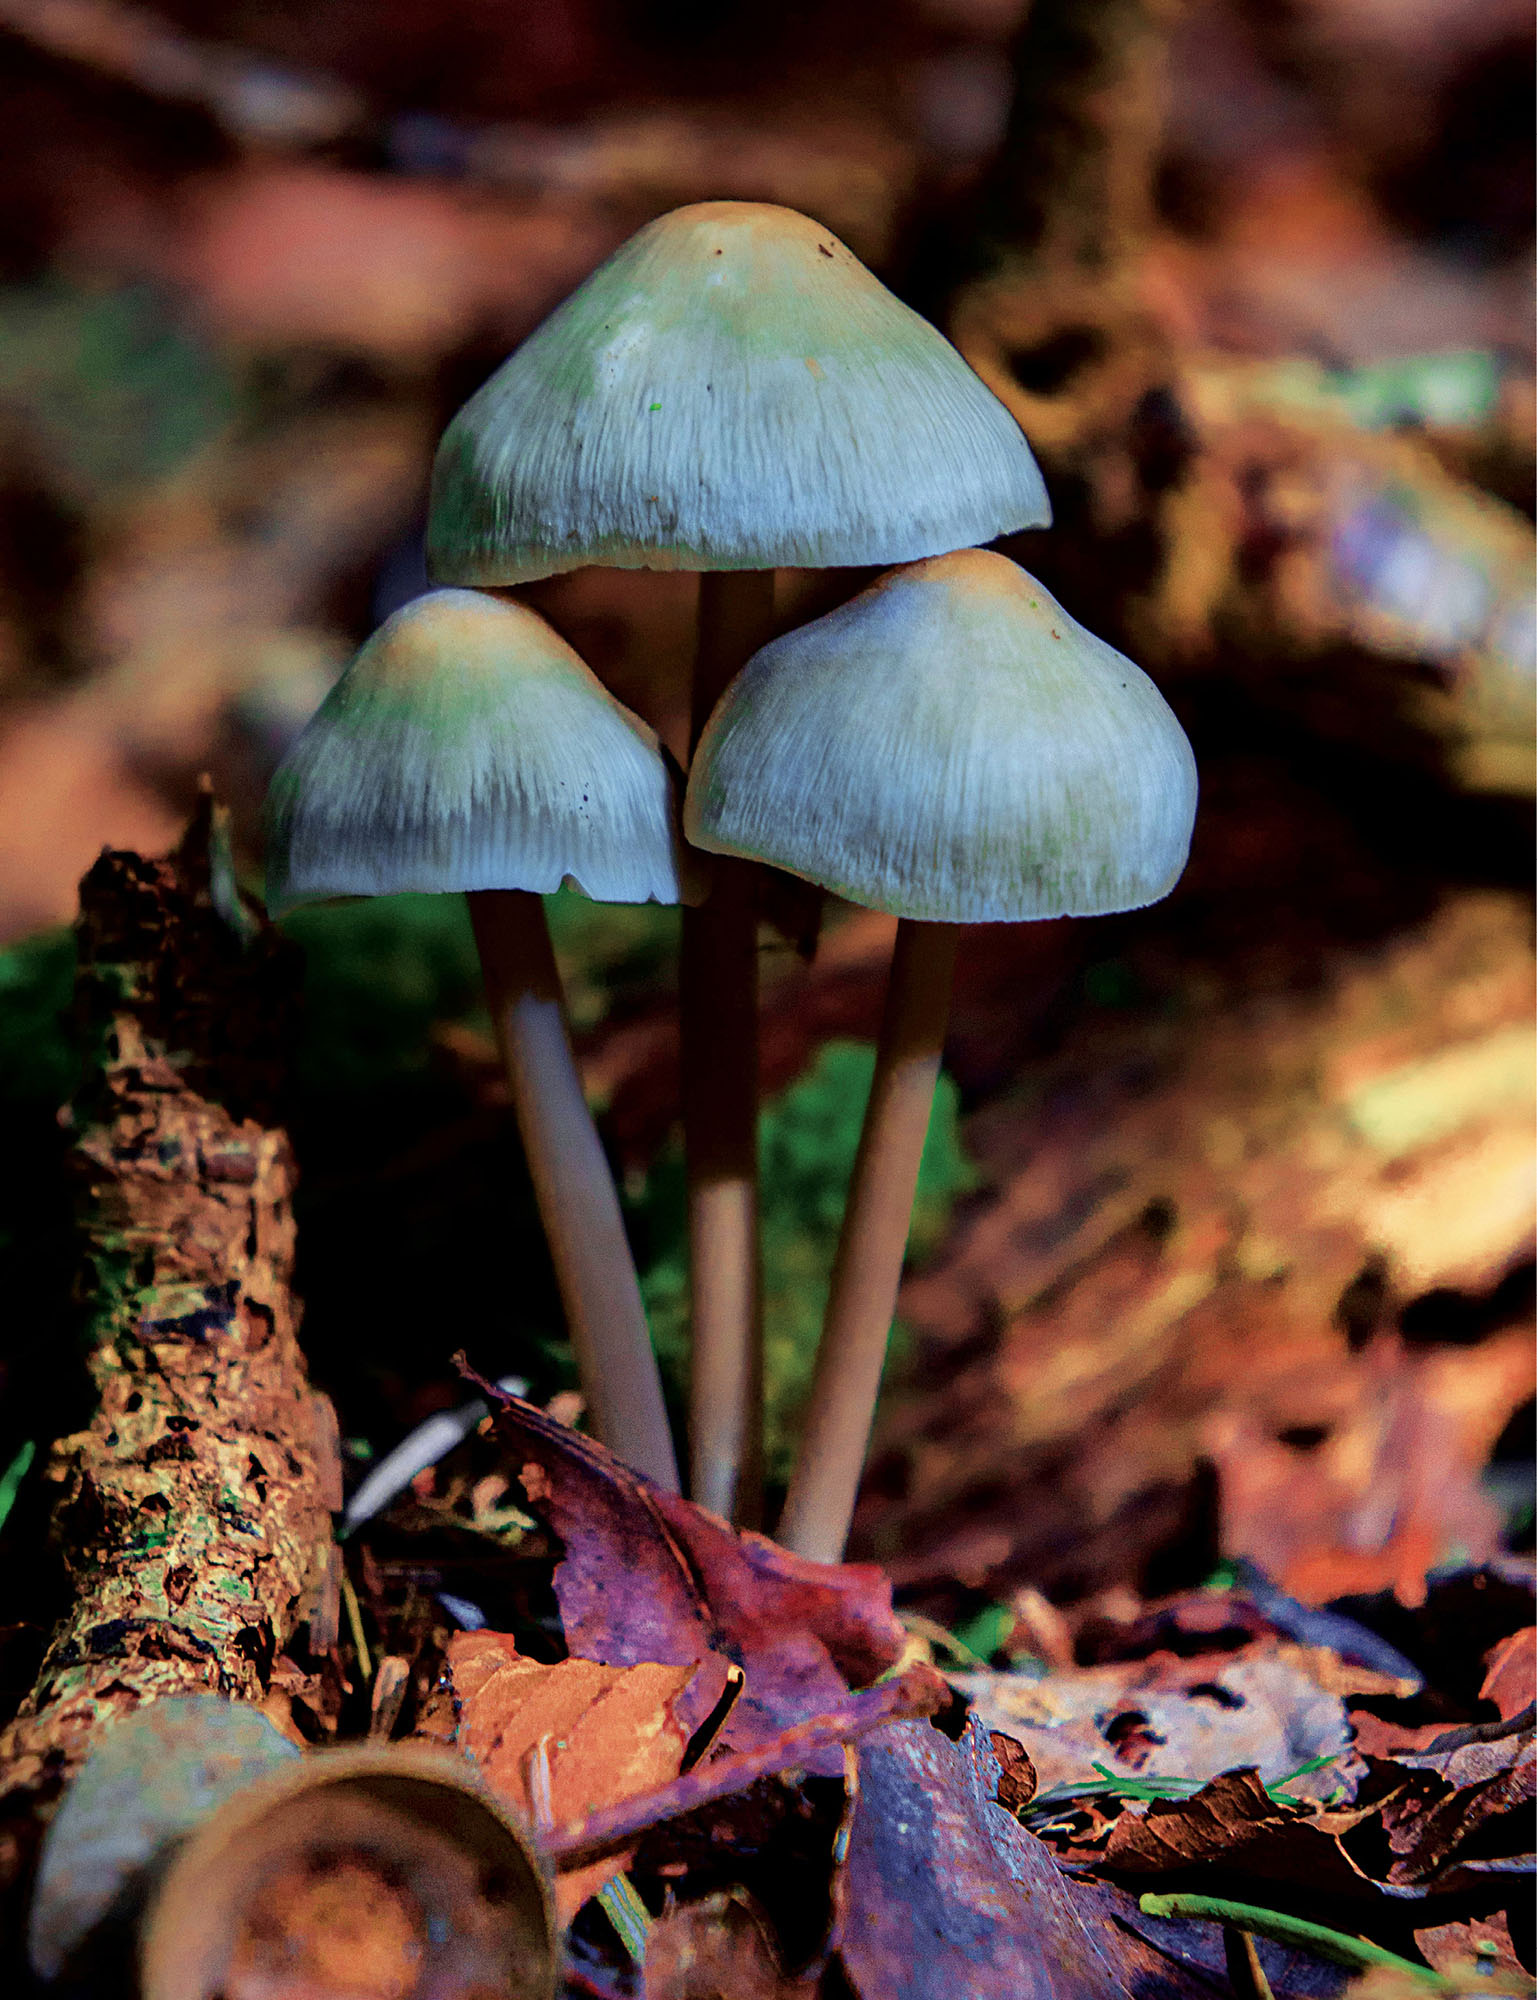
{"left": 0, "top": 799, "right": 338, "bottom": 1834}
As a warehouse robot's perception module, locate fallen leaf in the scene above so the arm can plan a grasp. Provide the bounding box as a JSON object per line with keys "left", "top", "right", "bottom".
{"left": 1007, "top": 1587, "right": 1076, "bottom": 1672}
{"left": 643, "top": 1890, "right": 821, "bottom": 1999}
{"left": 872, "top": 892, "right": 1535, "bottom": 1608}
{"left": 834, "top": 1716, "right": 1203, "bottom": 1999}
{"left": 1480, "top": 1630, "right": 1537, "bottom": 1723}
{"left": 1211, "top": 1330, "right": 1532, "bottom": 1609}
{"left": 1415, "top": 1912, "right": 1526, "bottom": 1983}
{"left": 1330, "top": 1562, "right": 1535, "bottom": 1720}
{"left": 545, "top": 1669, "right": 943, "bottom": 1875}
{"left": 989, "top": 1732, "right": 1037, "bottom": 1814}
{"left": 167, "top": 164, "right": 614, "bottom": 361}
{"left": 1347, "top": 1712, "right": 1457, "bottom": 1759}
{"left": 955, "top": 1644, "right": 1362, "bottom": 1804}
{"left": 446, "top": 1631, "right": 728, "bottom": 1918}
{"left": 1272, "top": 1646, "right": 1421, "bottom": 1706}
{"left": 480, "top": 1390, "right": 906, "bottom": 1750}
{"left": 1379, "top": 1731, "right": 1536, "bottom": 1889}
{"left": 1101, "top": 1768, "right": 1378, "bottom": 1898}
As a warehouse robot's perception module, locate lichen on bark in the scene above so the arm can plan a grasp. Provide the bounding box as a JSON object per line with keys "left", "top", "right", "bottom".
{"left": 0, "top": 797, "right": 338, "bottom": 1824}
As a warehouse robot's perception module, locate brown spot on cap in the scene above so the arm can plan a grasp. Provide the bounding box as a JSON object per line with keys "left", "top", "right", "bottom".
{"left": 804, "top": 357, "right": 824, "bottom": 379}
{"left": 818, "top": 243, "right": 834, "bottom": 258}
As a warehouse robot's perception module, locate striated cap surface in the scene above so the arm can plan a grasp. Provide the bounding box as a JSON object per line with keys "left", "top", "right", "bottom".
{"left": 266, "top": 588, "right": 686, "bottom": 910}
{"left": 428, "top": 201, "right": 1049, "bottom": 585}
{"left": 685, "top": 549, "right": 1197, "bottom": 922}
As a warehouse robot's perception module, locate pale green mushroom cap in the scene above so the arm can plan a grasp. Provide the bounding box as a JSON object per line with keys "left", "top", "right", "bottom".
{"left": 265, "top": 588, "right": 686, "bottom": 912}
{"left": 428, "top": 201, "right": 1049, "bottom": 586}
{"left": 684, "top": 550, "right": 1197, "bottom": 922}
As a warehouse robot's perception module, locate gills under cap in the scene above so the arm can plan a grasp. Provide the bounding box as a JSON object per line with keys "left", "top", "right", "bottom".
{"left": 266, "top": 588, "right": 686, "bottom": 912}
{"left": 428, "top": 201, "right": 1049, "bottom": 586}
{"left": 684, "top": 549, "right": 1197, "bottom": 923}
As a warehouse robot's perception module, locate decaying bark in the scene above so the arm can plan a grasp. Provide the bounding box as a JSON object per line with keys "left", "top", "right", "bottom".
{"left": 0, "top": 798, "right": 338, "bottom": 1828}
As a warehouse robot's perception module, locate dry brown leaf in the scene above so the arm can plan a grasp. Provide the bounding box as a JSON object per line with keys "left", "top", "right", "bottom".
{"left": 874, "top": 890, "right": 1534, "bottom": 1606}
{"left": 1415, "top": 1913, "right": 1527, "bottom": 1984}
{"left": 1348, "top": 1711, "right": 1457, "bottom": 1759}
{"left": 989, "top": 1732, "right": 1037, "bottom": 1814}
{"left": 955, "top": 1643, "right": 1361, "bottom": 1804}
{"left": 1101, "top": 1767, "right": 1379, "bottom": 1896}
{"left": 1481, "top": 1629, "right": 1537, "bottom": 1723}
{"left": 1380, "top": 1730, "right": 1536, "bottom": 1888}
{"left": 445, "top": 1631, "right": 728, "bottom": 1919}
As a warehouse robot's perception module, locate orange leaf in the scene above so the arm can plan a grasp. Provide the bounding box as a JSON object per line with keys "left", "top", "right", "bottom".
{"left": 445, "top": 1630, "right": 727, "bottom": 1920}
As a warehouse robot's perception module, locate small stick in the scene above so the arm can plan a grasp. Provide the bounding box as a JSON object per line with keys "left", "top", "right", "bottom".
{"left": 682, "top": 570, "right": 776, "bottom": 1523}
{"left": 1224, "top": 1927, "right": 1276, "bottom": 2000}
{"left": 779, "top": 919, "right": 958, "bottom": 1561}
{"left": 470, "top": 888, "right": 679, "bottom": 1492}
{"left": 1139, "top": 1894, "right": 1511, "bottom": 1991}
{"left": 544, "top": 1663, "right": 944, "bottom": 1868}
{"left": 340, "top": 1569, "right": 373, "bottom": 1683}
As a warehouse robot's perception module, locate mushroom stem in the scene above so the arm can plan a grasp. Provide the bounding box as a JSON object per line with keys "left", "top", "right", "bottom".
{"left": 469, "top": 888, "right": 679, "bottom": 1491}
{"left": 778, "top": 918, "right": 959, "bottom": 1561}
{"left": 683, "top": 569, "right": 775, "bottom": 1522}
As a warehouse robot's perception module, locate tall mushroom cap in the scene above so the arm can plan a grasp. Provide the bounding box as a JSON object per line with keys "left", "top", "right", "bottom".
{"left": 266, "top": 588, "right": 685, "bottom": 912}
{"left": 685, "top": 549, "right": 1197, "bottom": 922}
{"left": 428, "top": 201, "right": 1050, "bottom": 586}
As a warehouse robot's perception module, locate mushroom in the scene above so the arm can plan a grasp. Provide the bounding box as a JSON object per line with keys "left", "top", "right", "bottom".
{"left": 266, "top": 586, "right": 681, "bottom": 1490}
{"left": 428, "top": 200, "right": 1049, "bottom": 1520}
{"left": 685, "top": 549, "right": 1197, "bottom": 1559}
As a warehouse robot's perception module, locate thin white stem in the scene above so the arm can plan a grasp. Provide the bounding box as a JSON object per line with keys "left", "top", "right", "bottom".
{"left": 470, "top": 889, "right": 679, "bottom": 1492}
{"left": 778, "top": 919, "right": 958, "bottom": 1561}
{"left": 683, "top": 570, "right": 775, "bottom": 1523}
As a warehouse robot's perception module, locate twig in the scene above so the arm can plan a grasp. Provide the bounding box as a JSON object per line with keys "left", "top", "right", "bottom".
{"left": 1224, "top": 1926, "right": 1276, "bottom": 2000}
{"left": 544, "top": 1664, "right": 944, "bottom": 1869}
{"left": 1139, "top": 1893, "right": 1530, "bottom": 1992}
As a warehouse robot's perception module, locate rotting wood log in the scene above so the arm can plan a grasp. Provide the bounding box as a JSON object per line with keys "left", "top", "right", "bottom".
{"left": 949, "top": 0, "right": 1535, "bottom": 791}
{"left": 0, "top": 796, "right": 339, "bottom": 1882}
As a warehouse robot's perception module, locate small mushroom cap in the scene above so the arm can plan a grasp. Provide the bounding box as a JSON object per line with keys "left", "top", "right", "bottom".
{"left": 266, "top": 588, "right": 686, "bottom": 912}
{"left": 428, "top": 201, "right": 1049, "bottom": 586}
{"left": 685, "top": 549, "right": 1197, "bottom": 922}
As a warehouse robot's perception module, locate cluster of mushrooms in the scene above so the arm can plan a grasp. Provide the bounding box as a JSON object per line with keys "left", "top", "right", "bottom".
{"left": 267, "top": 201, "right": 1197, "bottom": 1565}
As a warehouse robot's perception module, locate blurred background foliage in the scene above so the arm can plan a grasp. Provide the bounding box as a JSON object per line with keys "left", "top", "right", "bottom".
{"left": 0, "top": 0, "right": 1529, "bottom": 1622}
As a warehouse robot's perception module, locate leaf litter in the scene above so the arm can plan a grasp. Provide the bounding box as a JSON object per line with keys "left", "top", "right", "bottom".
{"left": 26, "top": 1367, "right": 1532, "bottom": 1995}
{"left": 406, "top": 1390, "right": 1536, "bottom": 1996}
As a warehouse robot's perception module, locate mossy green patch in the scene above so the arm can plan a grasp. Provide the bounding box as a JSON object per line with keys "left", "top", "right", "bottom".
{"left": 0, "top": 928, "right": 78, "bottom": 1106}
{"left": 0, "top": 279, "right": 231, "bottom": 499}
